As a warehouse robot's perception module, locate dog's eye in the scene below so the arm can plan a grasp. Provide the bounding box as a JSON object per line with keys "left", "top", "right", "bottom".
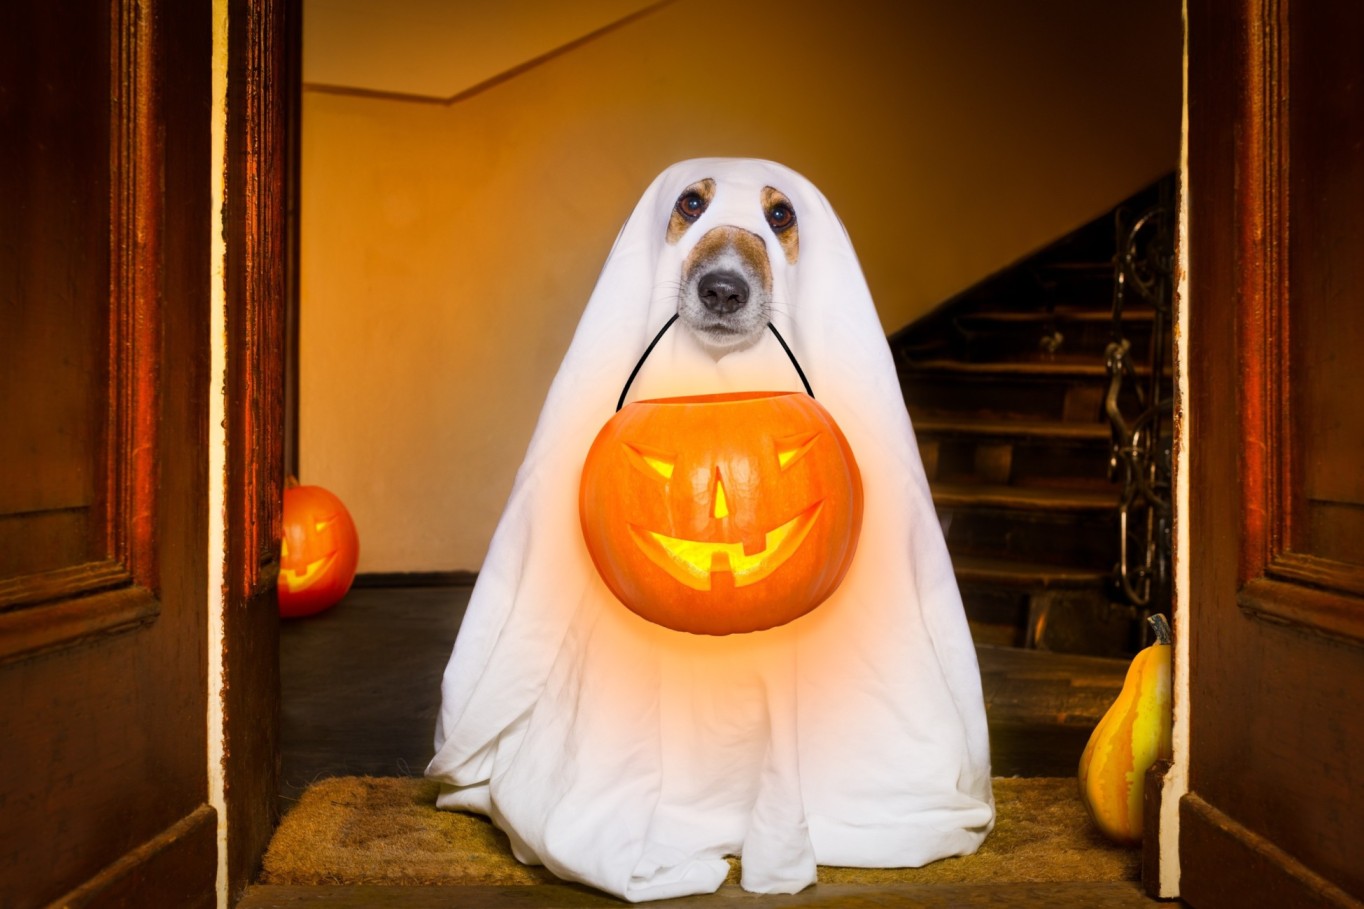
{"left": 675, "top": 191, "right": 707, "bottom": 222}
{"left": 766, "top": 203, "right": 795, "bottom": 232}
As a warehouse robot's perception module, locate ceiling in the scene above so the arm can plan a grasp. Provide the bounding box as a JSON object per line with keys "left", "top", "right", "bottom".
{"left": 302, "top": 0, "right": 662, "bottom": 100}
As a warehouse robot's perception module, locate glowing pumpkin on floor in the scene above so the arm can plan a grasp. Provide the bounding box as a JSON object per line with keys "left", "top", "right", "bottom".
{"left": 580, "top": 391, "right": 863, "bottom": 635}
{"left": 278, "top": 482, "right": 360, "bottom": 618}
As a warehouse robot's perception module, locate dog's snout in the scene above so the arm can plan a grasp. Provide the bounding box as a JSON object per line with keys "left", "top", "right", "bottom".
{"left": 677, "top": 226, "right": 771, "bottom": 353}
{"left": 697, "top": 271, "right": 750, "bottom": 315}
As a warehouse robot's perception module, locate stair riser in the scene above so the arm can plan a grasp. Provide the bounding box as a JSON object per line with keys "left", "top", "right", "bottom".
{"left": 959, "top": 584, "right": 1135, "bottom": 658}
{"left": 904, "top": 375, "right": 1102, "bottom": 423}
{"left": 920, "top": 436, "right": 1114, "bottom": 486}
{"left": 961, "top": 588, "right": 1030, "bottom": 648}
{"left": 950, "top": 318, "right": 1156, "bottom": 364}
{"left": 940, "top": 508, "right": 1118, "bottom": 570}
{"left": 904, "top": 374, "right": 1171, "bottom": 424}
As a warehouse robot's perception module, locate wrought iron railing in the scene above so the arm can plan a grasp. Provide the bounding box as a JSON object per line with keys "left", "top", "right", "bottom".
{"left": 1104, "top": 181, "right": 1174, "bottom": 631}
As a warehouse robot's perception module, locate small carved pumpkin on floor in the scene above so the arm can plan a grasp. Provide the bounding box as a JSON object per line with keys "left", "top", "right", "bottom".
{"left": 279, "top": 479, "right": 360, "bottom": 618}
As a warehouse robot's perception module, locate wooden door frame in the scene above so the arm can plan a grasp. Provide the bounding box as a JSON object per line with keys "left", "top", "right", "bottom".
{"left": 219, "top": 0, "right": 297, "bottom": 901}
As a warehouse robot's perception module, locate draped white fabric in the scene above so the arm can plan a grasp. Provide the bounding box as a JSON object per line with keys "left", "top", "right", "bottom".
{"left": 426, "top": 159, "right": 994, "bottom": 901}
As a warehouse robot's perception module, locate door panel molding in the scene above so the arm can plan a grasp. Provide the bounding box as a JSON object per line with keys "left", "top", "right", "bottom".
{"left": 1232, "top": 0, "right": 1287, "bottom": 588}
{"left": 1240, "top": 574, "right": 1364, "bottom": 646}
{"left": 0, "top": 583, "right": 157, "bottom": 666}
{"left": 1271, "top": 553, "right": 1364, "bottom": 600}
{"left": 1180, "top": 795, "right": 1359, "bottom": 909}
{"left": 108, "top": 0, "right": 164, "bottom": 594}
{"left": 0, "top": 0, "right": 164, "bottom": 663}
{"left": 49, "top": 805, "right": 218, "bottom": 909}
{"left": 1227, "top": 0, "right": 1364, "bottom": 647}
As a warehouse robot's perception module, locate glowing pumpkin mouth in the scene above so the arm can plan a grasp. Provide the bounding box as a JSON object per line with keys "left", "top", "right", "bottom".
{"left": 280, "top": 552, "right": 337, "bottom": 594}
{"left": 628, "top": 501, "right": 823, "bottom": 591}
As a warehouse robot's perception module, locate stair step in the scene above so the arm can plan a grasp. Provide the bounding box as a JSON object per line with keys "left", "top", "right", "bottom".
{"left": 953, "top": 555, "right": 1109, "bottom": 590}
{"left": 905, "top": 378, "right": 1100, "bottom": 422}
{"left": 902, "top": 361, "right": 1167, "bottom": 424}
{"left": 914, "top": 417, "right": 1109, "bottom": 442}
{"left": 977, "top": 643, "right": 1127, "bottom": 726}
{"left": 915, "top": 418, "right": 1114, "bottom": 486}
{"left": 979, "top": 642, "right": 1131, "bottom": 775}
{"left": 938, "top": 498, "right": 1118, "bottom": 571}
{"left": 903, "top": 358, "right": 1159, "bottom": 378}
{"left": 931, "top": 482, "right": 1116, "bottom": 512}
{"left": 948, "top": 310, "right": 1159, "bottom": 364}
{"left": 955, "top": 308, "right": 1155, "bottom": 325}
{"left": 1033, "top": 260, "right": 1115, "bottom": 276}
{"left": 933, "top": 481, "right": 1118, "bottom": 572}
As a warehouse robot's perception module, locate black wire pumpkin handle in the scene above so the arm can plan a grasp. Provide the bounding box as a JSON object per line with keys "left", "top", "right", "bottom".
{"left": 615, "top": 316, "right": 814, "bottom": 412}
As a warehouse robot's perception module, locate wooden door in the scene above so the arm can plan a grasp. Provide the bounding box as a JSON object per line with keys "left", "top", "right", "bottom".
{"left": 0, "top": 1, "right": 217, "bottom": 906}
{"left": 1184, "top": 2, "right": 1364, "bottom": 906}
{"left": 0, "top": 1, "right": 290, "bottom": 906}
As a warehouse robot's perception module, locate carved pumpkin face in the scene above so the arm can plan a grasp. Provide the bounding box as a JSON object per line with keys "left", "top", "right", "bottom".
{"left": 580, "top": 391, "right": 862, "bottom": 635}
{"left": 278, "top": 484, "right": 360, "bottom": 618}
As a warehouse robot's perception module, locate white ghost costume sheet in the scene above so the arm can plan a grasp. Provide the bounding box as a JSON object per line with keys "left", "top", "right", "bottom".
{"left": 426, "top": 159, "right": 994, "bottom": 901}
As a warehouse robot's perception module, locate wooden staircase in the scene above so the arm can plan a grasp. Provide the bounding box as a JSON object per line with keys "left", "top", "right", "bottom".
{"left": 893, "top": 179, "right": 1173, "bottom": 656}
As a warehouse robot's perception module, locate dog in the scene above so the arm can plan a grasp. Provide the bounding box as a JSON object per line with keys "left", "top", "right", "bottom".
{"left": 428, "top": 160, "right": 993, "bottom": 902}
{"left": 669, "top": 178, "right": 800, "bottom": 354}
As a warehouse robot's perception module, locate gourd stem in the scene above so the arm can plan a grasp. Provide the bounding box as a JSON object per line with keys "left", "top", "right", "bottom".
{"left": 1147, "top": 613, "right": 1172, "bottom": 645}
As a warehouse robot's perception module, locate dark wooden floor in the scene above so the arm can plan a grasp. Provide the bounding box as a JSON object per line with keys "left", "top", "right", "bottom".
{"left": 257, "top": 584, "right": 1171, "bottom": 907}
{"left": 279, "top": 582, "right": 1129, "bottom": 810}
{"left": 278, "top": 584, "right": 466, "bottom": 812}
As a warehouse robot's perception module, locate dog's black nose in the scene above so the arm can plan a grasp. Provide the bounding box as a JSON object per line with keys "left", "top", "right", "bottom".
{"left": 697, "top": 271, "right": 749, "bottom": 314}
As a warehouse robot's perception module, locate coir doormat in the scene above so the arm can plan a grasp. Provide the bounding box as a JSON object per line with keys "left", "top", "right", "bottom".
{"left": 260, "top": 776, "right": 1138, "bottom": 888}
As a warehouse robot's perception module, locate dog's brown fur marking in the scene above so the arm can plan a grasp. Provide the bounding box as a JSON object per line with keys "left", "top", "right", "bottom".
{"left": 681, "top": 226, "right": 773, "bottom": 294}
{"left": 761, "top": 186, "right": 799, "bottom": 264}
{"left": 666, "top": 178, "right": 717, "bottom": 244}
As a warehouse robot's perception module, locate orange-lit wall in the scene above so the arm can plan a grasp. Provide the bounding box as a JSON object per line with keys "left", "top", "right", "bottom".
{"left": 300, "top": 0, "right": 1180, "bottom": 573}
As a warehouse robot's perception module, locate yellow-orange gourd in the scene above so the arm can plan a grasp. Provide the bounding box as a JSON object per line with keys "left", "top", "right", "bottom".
{"left": 1077, "top": 614, "right": 1173, "bottom": 845}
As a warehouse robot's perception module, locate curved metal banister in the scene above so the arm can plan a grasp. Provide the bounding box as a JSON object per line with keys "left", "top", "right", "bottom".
{"left": 1105, "top": 181, "right": 1174, "bottom": 628}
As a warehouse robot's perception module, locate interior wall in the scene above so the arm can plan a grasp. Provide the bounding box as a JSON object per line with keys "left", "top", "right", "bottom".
{"left": 300, "top": 0, "right": 1181, "bottom": 573}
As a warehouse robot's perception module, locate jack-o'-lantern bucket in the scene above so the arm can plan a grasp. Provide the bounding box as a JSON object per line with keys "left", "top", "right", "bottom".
{"left": 579, "top": 318, "right": 863, "bottom": 635}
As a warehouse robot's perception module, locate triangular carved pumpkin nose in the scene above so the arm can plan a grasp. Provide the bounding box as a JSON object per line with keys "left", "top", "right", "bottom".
{"left": 713, "top": 471, "right": 730, "bottom": 520}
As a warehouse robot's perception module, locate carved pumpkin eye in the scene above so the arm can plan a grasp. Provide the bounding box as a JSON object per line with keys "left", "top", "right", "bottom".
{"left": 625, "top": 442, "right": 675, "bottom": 479}
{"left": 776, "top": 432, "right": 819, "bottom": 469}
{"left": 314, "top": 518, "right": 331, "bottom": 533}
